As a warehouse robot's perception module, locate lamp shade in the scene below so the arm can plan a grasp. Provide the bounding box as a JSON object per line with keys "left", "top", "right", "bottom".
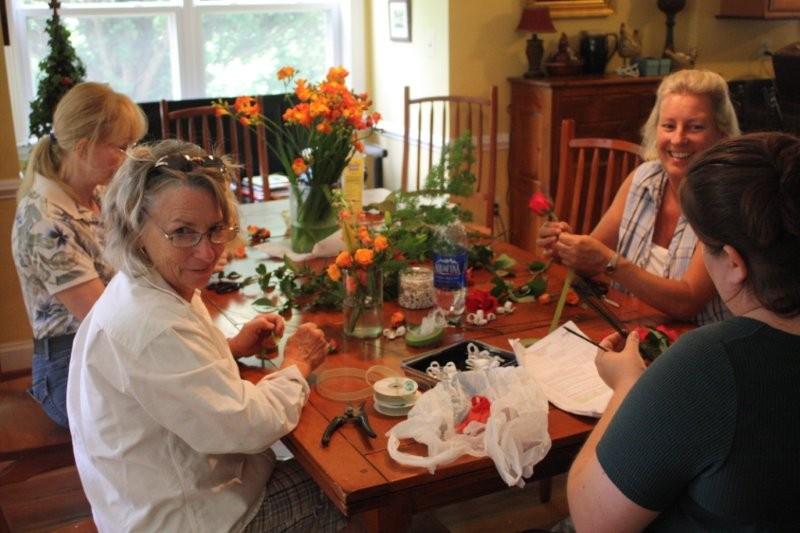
{"left": 516, "top": 7, "right": 556, "bottom": 33}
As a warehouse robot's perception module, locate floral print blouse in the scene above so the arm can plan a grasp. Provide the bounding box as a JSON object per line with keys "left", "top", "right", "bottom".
{"left": 11, "top": 174, "right": 114, "bottom": 339}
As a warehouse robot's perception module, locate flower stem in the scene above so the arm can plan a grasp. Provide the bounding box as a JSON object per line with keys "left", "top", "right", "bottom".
{"left": 549, "top": 268, "right": 575, "bottom": 333}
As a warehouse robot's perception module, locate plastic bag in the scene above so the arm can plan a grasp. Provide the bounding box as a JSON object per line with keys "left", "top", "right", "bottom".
{"left": 386, "top": 366, "right": 551, "bottom": 487}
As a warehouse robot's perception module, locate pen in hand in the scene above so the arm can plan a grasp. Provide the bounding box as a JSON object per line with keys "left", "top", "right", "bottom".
{"left": 564, "top": 326, "right": 607, "bottom": 352}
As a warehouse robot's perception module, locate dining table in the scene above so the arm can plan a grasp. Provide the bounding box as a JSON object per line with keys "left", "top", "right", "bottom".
{"left": 203, "top": 198, "right": 678, "bottom": 532}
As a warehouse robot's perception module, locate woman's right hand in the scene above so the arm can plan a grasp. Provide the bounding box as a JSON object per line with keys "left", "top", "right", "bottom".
{"left": 536, "top": 221, "right": 572, "bottom": 259}
{"left": 281, "top": 323, "right": 329, "bottom": 378}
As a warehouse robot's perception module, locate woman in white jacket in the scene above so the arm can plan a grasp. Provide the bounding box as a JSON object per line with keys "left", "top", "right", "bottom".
{"left": 67, "top": 139, "right": 344, "bottom": 532}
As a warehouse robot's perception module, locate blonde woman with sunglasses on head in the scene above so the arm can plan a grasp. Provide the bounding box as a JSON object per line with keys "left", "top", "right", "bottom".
{"left": 11, "top": 82, "right": 146, "bottom": 427}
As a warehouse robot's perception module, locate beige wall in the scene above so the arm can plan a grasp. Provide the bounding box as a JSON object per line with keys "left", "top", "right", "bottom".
{"left": 367, "top": 0, "right": 799, "bottom": 227}
{"left": 0, "top": 29, "right": 32, "bottom": 368}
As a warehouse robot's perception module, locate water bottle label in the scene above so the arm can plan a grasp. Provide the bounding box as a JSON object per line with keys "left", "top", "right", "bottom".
{"left": 433, "top": 251, "right": 467, "bottom": 290}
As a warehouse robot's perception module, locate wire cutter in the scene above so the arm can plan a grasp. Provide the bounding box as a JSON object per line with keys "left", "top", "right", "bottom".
{"left": 321, "top": 402, "right": 376, "bottom": 447}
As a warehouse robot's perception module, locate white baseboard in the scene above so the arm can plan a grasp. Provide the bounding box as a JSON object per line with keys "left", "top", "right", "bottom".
{"left": 0, "top": 339, "right": 33, "bottom": 373}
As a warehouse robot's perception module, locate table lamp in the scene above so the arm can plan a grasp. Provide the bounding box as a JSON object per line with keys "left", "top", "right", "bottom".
{"left": 516, "top": 7, "right": 556, "bottom": 78}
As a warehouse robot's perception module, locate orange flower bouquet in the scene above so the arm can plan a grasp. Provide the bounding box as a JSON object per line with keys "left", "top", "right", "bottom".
{"left": 274, "top": 66, "right": 381, "bottom": 253}
{"left": 326, "top": 208, "right": 392, "bottom": 338}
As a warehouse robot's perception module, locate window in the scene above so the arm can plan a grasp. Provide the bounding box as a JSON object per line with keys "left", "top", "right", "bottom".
{"left": 7, "top": 0, "right": 363, "bottom": 144}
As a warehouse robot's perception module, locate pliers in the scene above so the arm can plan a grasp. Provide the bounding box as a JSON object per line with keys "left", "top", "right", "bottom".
{"left": 321, "top": 402, "right": 377, "bottom": 447}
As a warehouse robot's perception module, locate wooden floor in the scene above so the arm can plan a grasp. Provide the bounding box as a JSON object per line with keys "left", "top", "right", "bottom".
{"left": 409, "top": 474, "right": 569, "bottom": 533}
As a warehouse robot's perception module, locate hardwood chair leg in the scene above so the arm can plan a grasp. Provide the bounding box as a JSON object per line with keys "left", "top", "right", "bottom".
{"left": 539, "top": 477, "right": 552, "bottom": 503}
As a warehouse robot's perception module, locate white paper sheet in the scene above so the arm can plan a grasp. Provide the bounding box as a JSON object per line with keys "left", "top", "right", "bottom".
{"left": 509, "top": 321, "right": 612, "bottom": 418}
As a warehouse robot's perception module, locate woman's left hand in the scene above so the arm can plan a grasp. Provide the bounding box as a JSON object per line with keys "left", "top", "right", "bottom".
{"left": 596, "top": 331, "right": 646, "bottom": 391}
{"left": 553, "top": 233, "right": 614, "bottom": 275}
{"left": 228, "top": 314, "right": 285, "bottom": 358}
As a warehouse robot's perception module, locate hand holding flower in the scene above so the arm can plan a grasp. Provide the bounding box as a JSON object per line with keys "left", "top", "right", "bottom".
{"left": 553, "top": 233, "right": 615, "bottom": 276}
{"left": 282, "top": 323, "right": 329, "bottom": 378}
{"left": 596, "top": 330, "right": 646, "bottom": 391}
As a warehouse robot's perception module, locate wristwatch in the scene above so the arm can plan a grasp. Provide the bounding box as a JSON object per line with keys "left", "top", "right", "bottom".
{"left": 605, "top": 252, "right": 620, "bottom": 274}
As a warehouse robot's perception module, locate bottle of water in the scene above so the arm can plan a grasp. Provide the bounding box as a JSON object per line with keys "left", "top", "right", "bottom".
{"left": 433, "top": 221, "right": 468, "bottom": 324}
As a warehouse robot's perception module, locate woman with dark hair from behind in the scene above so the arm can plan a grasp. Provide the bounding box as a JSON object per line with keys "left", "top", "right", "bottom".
{"left": 566, "top": 132, "right": 800, "bottom": 532}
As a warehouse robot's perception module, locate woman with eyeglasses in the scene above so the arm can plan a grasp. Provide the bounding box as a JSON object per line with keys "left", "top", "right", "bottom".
{"left": 12, "top": 82, "right": 146, "bottom": 427}
{"left": 567, "top": 133, "right": 800, "bottom": 531}
{"left": 67, "top": 139, "right": 345, "bottom": 532}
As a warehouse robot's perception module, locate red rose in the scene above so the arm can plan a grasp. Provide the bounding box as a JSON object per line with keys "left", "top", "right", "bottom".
{"left": 655, "top": 324, "right": 678, "bottom": 343}
{"left": 465, "top": 289, "right": 498, "bottom": 313}
{"left": 528, "top": 192, "right": 553, "bottom": 217}
{"left": 634, "top": 326, "right": 652, "bottom": 341}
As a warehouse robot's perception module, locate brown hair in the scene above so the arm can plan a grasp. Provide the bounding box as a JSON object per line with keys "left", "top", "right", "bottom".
{"left": 20, "top": 82, "right": 147, "bottom": 201}
{"left": 681, "top": 132, "right": 800, "bottom": 316}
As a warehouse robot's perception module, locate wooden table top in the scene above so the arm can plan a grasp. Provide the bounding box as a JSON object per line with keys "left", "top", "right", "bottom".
{"left": 203, "top": 200, "right": 674, "bottom": 531}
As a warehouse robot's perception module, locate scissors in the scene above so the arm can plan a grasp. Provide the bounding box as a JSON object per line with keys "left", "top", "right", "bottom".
{"left": 321, "top": 402, "right": 376, "bottom": 447}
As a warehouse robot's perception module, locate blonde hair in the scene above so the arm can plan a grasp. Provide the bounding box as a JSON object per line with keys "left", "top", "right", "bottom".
{"left": 19, "top": 82, "right": 147, "bottom": 201}
{"left": 103, "top": 139, "right": 240, "bottom": 277}
{"left": 640, "top": 69, "right": 741, "bottom": 161}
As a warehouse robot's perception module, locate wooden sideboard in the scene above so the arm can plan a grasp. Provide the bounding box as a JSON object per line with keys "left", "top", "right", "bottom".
{"left": 507, "top": 75, "right": 660, "bottom": 251}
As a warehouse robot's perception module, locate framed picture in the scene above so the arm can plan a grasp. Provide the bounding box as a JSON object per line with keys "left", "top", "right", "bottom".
{"left": 388, "top": 0, "right": 411, "bottom": 42}
{"left": 528, "top": 0, "right": 613, "bottom": 18}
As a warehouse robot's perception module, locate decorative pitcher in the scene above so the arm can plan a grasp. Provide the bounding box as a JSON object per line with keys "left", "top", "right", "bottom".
{"left": 580, "top": 33, "right": 618, "bottom": 75}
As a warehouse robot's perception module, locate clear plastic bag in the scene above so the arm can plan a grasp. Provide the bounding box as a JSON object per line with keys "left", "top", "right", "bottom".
{"left": 386, "top": 366, "right": 551, "bottom": 487}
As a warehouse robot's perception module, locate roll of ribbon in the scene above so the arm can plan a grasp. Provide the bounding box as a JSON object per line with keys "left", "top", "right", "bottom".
{"left": 372, "top": 376, "right": 419, "bottom": 406}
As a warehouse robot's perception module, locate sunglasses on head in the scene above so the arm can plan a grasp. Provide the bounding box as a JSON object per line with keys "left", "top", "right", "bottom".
{"left": 148, "top": 154, "right": 227, "bottom": 178}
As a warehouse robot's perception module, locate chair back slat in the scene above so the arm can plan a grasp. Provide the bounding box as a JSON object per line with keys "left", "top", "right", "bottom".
{"left": 554, "top": 118, "right": 643, "bottom": 234}
{"left": 159, "top": 97, "right": 273, "bottom": 202}
{"left": 401, "top": 86, "right": 498, "bottom": 233}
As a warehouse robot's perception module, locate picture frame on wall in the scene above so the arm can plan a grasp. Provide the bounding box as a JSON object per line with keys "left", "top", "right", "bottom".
{"left": 389, "top": 0, "right": 411, "bottom": 42}
{"left": 528, "top": 0, "right": 613, "bottom": 18}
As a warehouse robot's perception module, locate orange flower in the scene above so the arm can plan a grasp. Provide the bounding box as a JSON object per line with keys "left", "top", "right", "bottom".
{"left": 295, "top": 79, "right": 311, "bottom": 102}
{"left": 537, "top": 293, "right": 552, "bottom": 305}
{"left": 353, "top": 140, "right": 365, "bottom": 152}
{"left": 326, "top": 66, "right": 349, "bottom": 83}
{"left": 357, "top": 226, "right": 372, "bottom": 246}
{"left": 239, "top": 116, "right": 251, "bottom": 127}
{"left": 335, "top": 251, "right": 353, "bottom": 268}
{"left": 339, "top": 210, "right": 352, "bottom": 221}
{"left": 565, "top": 289, "right": 580, "bottom": 306}
{"left": 277, "top": 66, "right": 295, "bottom": 80}
{"left": 234, "top": 96, "right": 257, "bottom": 115}
{"left": 354, "top": 248, "right": 374, "bottom": 267}
{"left": 390, "top": 311, "right": 405, "bottom": 328}
{"left": 291, "top": 158, "right": 308, "bottom": 176}
{"left": 316, "top": 121, "right": 332, "bottom": 134}
{"left": 214, "top": 106, "right": 230, "bottom": 117}
{"left": 373, "top": 235, "right": 389, "bottom": 252}
{"left": 326, "top": 263, "right": 341, "bottom": 282}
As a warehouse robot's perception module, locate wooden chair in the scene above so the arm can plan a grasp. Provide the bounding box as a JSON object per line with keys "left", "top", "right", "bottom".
{"left": 554, "top": 118, "right": 642, "bottom": 234}
{"left": 401, "top": 86, "right": 498, "bottom": 233}
{"left": 0, "top": 369, "right": 74, "bottom": 487}
{"left": 160, "top": 98, "right": 273, "bottom": 202}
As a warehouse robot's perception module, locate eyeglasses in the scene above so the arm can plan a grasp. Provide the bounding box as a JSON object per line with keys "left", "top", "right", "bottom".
{"left": 148, "top": 154, "right": 227, "bottom": 178}
{"left": 149, "top": 217, "right": 240, "bottom": 248}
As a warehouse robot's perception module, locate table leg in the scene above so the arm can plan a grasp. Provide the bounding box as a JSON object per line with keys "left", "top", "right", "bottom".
{"left": 351, "top": 495, "right": 413, "bottom": 533}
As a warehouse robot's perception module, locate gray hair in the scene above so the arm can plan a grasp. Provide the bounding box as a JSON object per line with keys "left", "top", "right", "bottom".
{"left": 102, "top": 139, "right": 240, "bottom": 277}
{"left": 641, "top": 69, "right": 741, "bottom": 161}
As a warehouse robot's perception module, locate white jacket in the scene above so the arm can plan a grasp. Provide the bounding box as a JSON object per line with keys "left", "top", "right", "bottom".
{"left": 67, "top": 270, "right": 309, "bottom": 532}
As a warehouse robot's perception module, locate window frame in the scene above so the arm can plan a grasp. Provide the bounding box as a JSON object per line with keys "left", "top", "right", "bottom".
{"left": 6, "top": 0, "right": 364, "bottom": 145}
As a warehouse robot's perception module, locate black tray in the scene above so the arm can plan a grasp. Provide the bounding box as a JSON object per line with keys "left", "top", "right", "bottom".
{"left": 402, "top": 340, "right": 516, "bottom": 389}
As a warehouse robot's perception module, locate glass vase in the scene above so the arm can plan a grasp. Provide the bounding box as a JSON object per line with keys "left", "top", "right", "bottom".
{"left": 289, "top": 182, "right": 339, "bottom": 253}
{"left": 343, "top": 268, "right": 383, "bottom": 339}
